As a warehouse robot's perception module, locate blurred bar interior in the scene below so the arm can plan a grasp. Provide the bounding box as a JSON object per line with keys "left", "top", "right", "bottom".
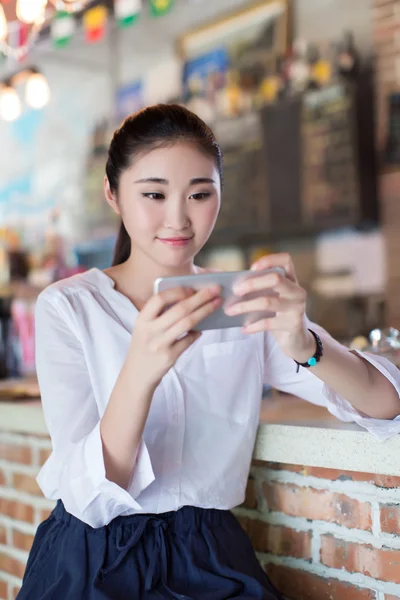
{"left": 0, "top": 0, "right": 399, "bottom": 386}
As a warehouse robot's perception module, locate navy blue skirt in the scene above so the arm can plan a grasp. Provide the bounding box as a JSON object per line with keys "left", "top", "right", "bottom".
{"left": 17, "top": 500, "right": 283, "bottom": 599}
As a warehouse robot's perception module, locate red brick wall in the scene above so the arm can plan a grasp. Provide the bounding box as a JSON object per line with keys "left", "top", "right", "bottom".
{"left": 2, "top": 432, "right": 400, "bottom": 599}
{"left": 0, "top": 432, "right": 54, "bottom": 600}
{"left": 236, "top": 461, "right": 400, "bottom": 600}
{"left": 373, "top": 0, "right": 400, "bottom": 328}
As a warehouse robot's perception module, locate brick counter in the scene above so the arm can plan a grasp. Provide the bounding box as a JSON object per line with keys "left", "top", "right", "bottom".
{"left": 235, "top": 462, "right": 400, "bottom": 600}
{"left": 1, "top": 400, "right": 400, "bottom": 600}
{"left": 0, "top": 427, "right": 54, "bottom": 600}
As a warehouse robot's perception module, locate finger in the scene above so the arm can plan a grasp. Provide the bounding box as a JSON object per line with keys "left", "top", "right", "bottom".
{"left": 160, "top": 296, "right": 222, "bottom": 344}
{"left": 250, "top": 253, "right": 297, "bottom": 283}
{"left": 171, "top": 331, "right": 202, "bottom": 360}
{"left": 243, "top": 312, "right": 305, "bottom": 334}
{"left": 224, "top": 295, "right": 301, "bottom": 316}
{"left": 196, "top": 267, "right": 222, "bottom": 274}
{"left": 142, "top": 287, "right": 195, "bottom": 320}
{"left": 242, "top": 318, "right": 274, "bottom": 334}
{"left": 156, "top": 285, "right": 220, "bottom": 331}
{"left": 234, "top": 272, "right": 306, "bottom": 302}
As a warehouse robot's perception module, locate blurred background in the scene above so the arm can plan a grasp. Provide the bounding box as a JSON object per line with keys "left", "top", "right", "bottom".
{"left": 0, "top": 0, "right": 399, "bottom": 384}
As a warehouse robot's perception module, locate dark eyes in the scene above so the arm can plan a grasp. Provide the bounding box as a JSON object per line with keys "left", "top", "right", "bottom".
{"left": 142, "top": 192, "right": 211, "bottom": 201}
{"left": 190, "top": 192, "right": 211, "bottom": 200}
{"left": 143, "top": 193, "right": 164, "bottom": 200}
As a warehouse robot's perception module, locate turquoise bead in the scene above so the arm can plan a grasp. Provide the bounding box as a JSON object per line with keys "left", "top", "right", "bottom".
{"left": 308, "top": 357, "right": 317, "bottom": 367}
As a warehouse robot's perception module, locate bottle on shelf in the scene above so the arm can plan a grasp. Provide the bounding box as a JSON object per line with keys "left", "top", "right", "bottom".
{"left": 288, "top": 39, "right": 310, "bottom": 94}
{"left": 312, "top": 43, "right": 333, "bottom": 88}
{"left": 0, "top": 295, "right": 16, "bottom": 380}
{"left": 306, "top": 44, "right": 321, "bottom": 90}
{"left": 259, "top": 64, "right": 282, "bottom": 105}
{"left": 336, "top": 30, "right": 360, "bottom": 80}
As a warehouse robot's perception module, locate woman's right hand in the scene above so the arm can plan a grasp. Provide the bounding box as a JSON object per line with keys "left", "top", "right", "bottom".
{"left": 127, "top": 286, "right": 221, "bottom": 391}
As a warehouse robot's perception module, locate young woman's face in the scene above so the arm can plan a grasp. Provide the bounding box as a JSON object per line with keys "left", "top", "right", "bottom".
{"left": 107, "top": 141, "right": 221, "bottom": 269}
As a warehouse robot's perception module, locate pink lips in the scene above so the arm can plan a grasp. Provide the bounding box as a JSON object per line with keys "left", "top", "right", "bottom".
{"left": 157, "top": 237, "right": 193, "bottom": 247}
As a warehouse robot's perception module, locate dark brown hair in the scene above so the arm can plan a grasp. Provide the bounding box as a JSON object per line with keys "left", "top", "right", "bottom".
{"left": 105, "top": 104, "right": 223, "bottom": 266}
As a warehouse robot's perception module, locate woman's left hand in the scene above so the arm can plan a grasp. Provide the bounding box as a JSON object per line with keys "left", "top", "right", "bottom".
{"left": 224, "top": 253, "right": 316, "bottom": 362}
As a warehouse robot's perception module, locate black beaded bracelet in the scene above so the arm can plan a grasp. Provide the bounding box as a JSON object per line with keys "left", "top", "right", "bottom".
{"left": 294, "top": 329, "right": 324, "bottom": 373}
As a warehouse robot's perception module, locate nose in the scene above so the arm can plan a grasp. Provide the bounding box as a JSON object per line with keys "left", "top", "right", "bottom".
{"left": 164, "top": 197, "right": 190, "bottom": 231}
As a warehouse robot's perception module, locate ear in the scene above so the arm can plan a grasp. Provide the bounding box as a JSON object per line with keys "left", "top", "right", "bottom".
{"left": 104, "top": 177, "right": 120, "bottom": 215}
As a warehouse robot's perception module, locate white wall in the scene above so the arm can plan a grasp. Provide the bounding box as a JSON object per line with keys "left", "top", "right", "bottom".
{"left": 294, "top": 0, "right": 372, "bottom": 54}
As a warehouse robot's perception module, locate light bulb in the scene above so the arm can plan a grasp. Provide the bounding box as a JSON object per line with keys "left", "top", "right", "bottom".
{"left": 16, "top": 0, "right": 47, "bottom": 25}
{"left": 60, "top": 0, "right": 82, "bottom": 6}
{"left": 0, "top": 87, "right": 22, "bottom": 122}
{"left": 53, "top": 0, "right": 84, "bottom": 15}
{"left": 0, "top": 6, "right": 7, "bottom": 41}
{"left": 25, "top": 72, "right": 51, "bottom": 109}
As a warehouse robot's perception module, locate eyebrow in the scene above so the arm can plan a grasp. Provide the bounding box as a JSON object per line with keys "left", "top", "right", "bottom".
{"left": 134, "top": 177, "right": 216, "bottom": 185}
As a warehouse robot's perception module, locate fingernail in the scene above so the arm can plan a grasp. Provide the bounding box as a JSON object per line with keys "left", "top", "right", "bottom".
{"left": 208, "top": 285, "right": 220, "bottom": 294}
{"left": 225, "top": 305, "right": 238, "bottom": 315}
{"left": 233, "top": 285, "right": 246, "bottom": 295}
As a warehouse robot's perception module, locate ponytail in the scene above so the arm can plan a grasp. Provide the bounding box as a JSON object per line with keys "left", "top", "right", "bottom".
{"left": 112, "top": 221, "right": 131, "bottom": 266}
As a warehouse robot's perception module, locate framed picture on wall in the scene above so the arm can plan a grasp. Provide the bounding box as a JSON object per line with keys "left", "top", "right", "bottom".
{"left": 178, "top": 0, "right": 290, "bottom": 70}
{"left": 177, "top": 0, "right": 291, "bottom": 124}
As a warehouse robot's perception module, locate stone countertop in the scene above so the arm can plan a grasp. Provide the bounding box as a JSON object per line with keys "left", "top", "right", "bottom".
{"left": 1, "top": 394, "right": 399, "bottom": 476}
{"left": 257, "top": 395, "right": 400, "bottom": 476}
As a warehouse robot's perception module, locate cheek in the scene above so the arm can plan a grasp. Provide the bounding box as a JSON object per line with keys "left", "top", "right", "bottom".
{"left": 197, "top": 199, "right": 220, "bottom": 228}
{"left": 122, "top": 201, "right": 162, "bottom": 233}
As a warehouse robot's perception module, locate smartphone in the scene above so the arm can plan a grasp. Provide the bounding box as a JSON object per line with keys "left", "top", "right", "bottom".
{"left": 153, "top": 267, "right": 285, "bottom": 331}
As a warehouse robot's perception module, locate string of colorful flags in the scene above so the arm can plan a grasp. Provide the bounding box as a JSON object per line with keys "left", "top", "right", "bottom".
{"left": 52, "top": 0, "right": 174, "bottom": 48}
{"left": 0, "top": 1, "right": 175, "bottom": 59}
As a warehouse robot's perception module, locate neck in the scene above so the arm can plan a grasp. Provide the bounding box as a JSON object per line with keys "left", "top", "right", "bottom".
{"left": 109, "top": 248, "right": 196, "bottom": 309}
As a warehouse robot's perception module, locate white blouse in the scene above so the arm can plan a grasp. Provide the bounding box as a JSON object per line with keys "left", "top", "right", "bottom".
{"left": 35, "top": 268, "right": 400, "bottom": 528}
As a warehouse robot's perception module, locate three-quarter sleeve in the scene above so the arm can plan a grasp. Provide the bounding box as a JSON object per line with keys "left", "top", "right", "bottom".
{"left": 263, "top": 321, "right": 400, "bottom": 441}
{"left": 35, "top": 291, "right": 155, "bottom": 528}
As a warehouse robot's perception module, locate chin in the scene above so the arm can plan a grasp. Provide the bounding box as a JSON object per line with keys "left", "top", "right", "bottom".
{"left": 160, "top": 254, "right": 194, "bottom": 270}
{"left": 154, "top": 245, "right": 199, "bottom": 270}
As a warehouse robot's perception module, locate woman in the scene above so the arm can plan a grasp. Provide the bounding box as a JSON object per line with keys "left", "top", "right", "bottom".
{"left": 18, "top": 104, "right": 400, "bottom": 599}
